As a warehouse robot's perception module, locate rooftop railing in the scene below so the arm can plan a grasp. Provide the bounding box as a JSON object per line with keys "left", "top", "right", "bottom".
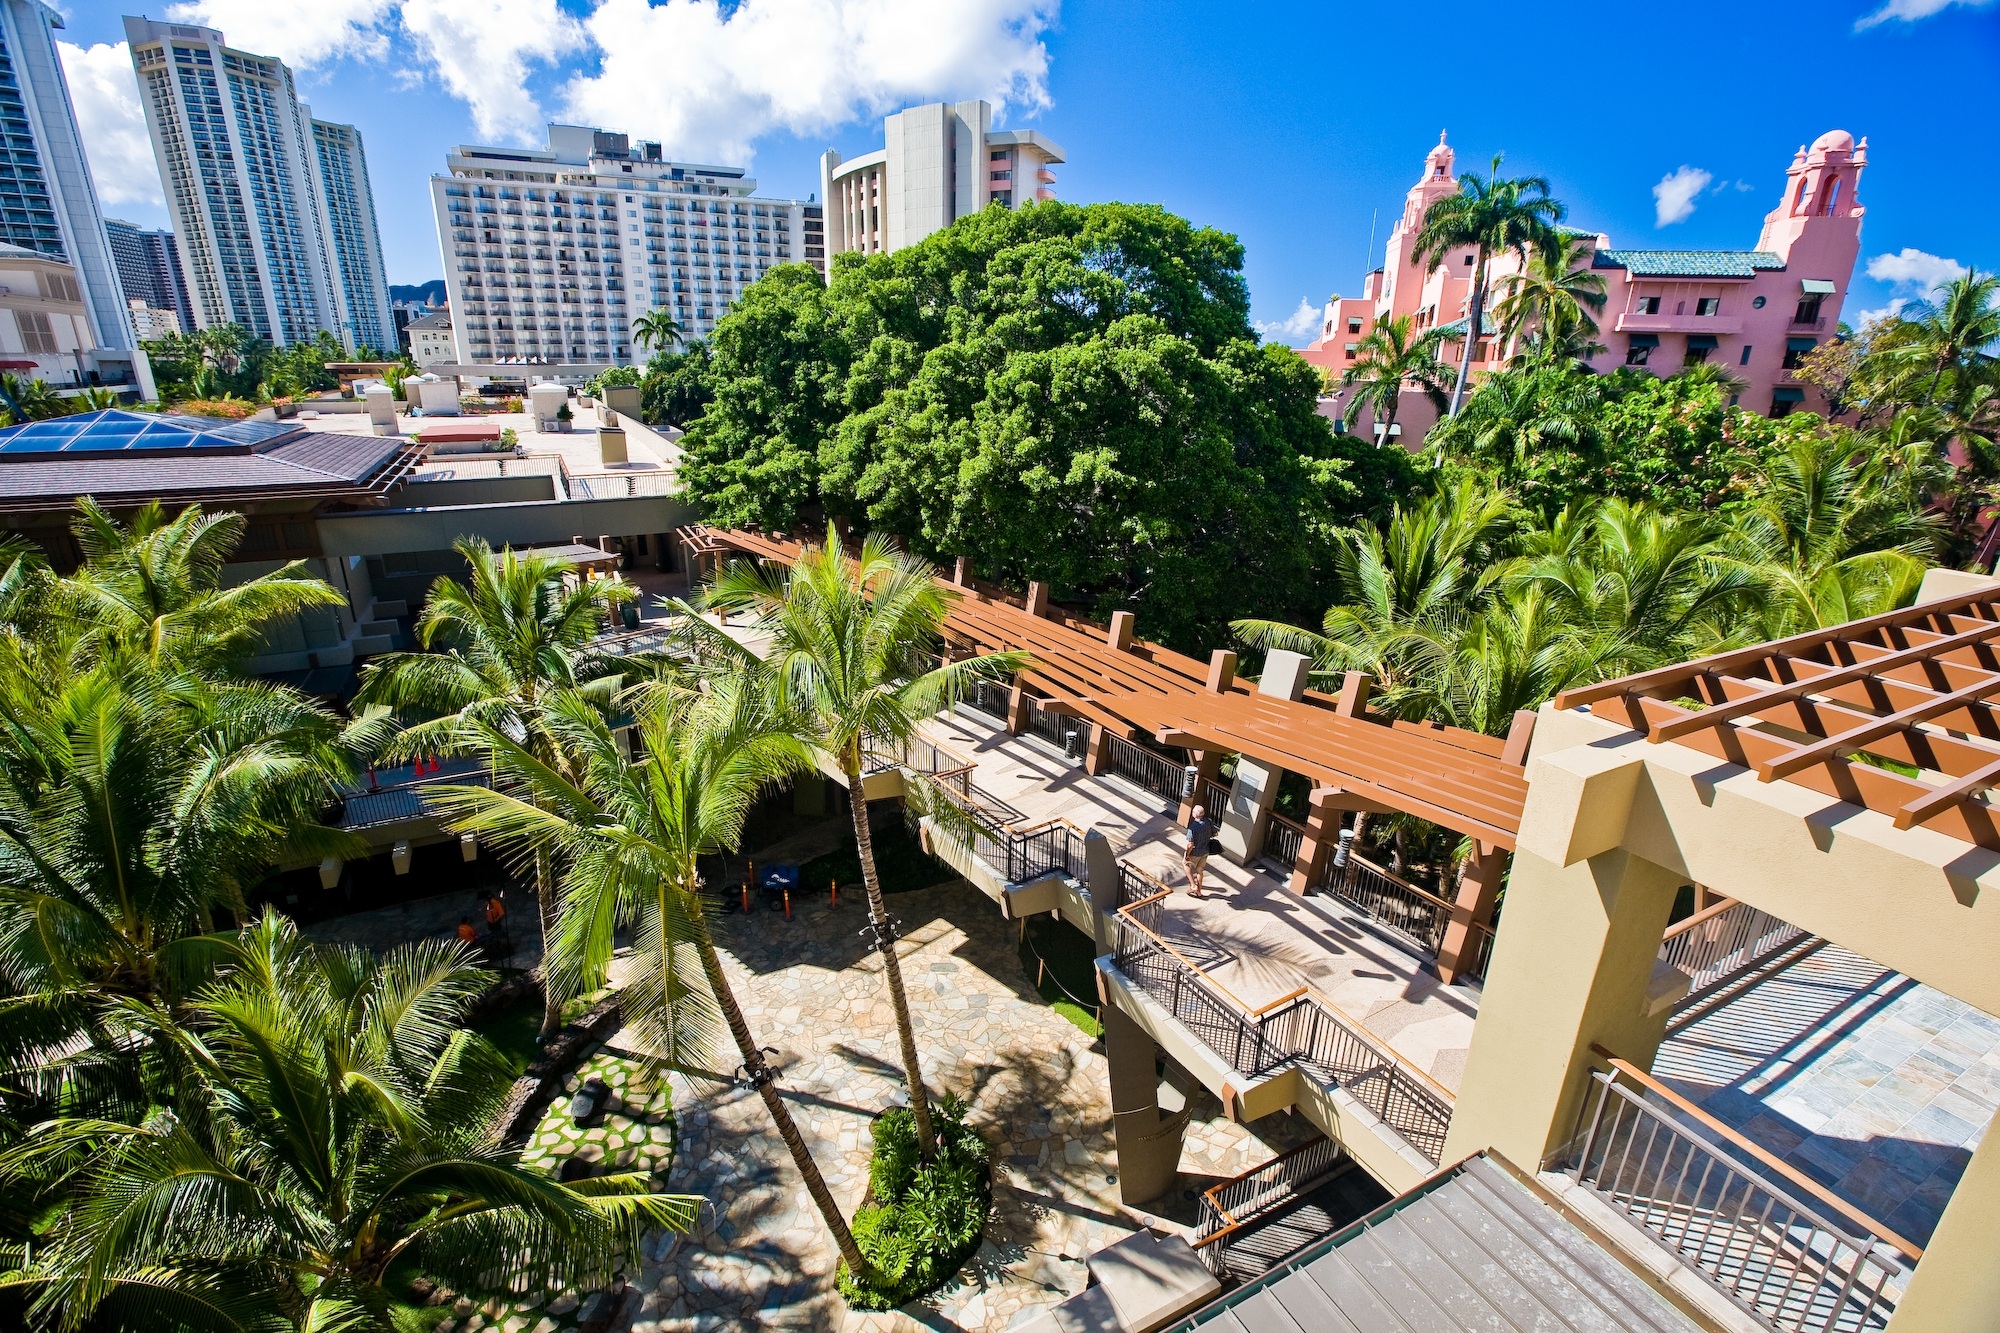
{"left": 1310, "top": 850, "right": 1494, "bottom": 981}
{"left": 1114, "top": 882, "right": 1453, "bottom": 1163}
{"left": 1565, "top": 1052, "right": 1910, "bottom": 1333}
{"left": 1104, "top": 731, "right": 1187, "bottom": 802}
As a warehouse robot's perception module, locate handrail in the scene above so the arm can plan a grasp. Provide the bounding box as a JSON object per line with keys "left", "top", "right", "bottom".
{"left": 1250, "top": 986, "right": 1310, "bottom": 1017}
{"left": 1589, "top": 1046, "right": 1922, "bottom": 1262}
{"left": 1348, "top": 850, "right": 1457, "bottom": 913}
{"left": 1119, "top": 891, "right": 1262, "bottom": 1013}
{"left": 1661, "top": 894, "right": 1740, "bottom": 941}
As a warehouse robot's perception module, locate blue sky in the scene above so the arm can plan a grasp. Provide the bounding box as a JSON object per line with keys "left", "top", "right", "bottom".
{"left": 54, "top": 0, "right": 2000, "bottom": 342}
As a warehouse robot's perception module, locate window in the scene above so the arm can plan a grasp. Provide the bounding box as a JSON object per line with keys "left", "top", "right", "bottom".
{"left": 1346, "top": 317, "right": 1363, "bottom": 334}
{"left": 1783, "top": 336, "right": 1816, "bottom": 370}
{"left": 1794, "top": 295, "right": 1823, "bottom": 325}
{"left": 1696, "top": 297, "right": 1720, "bottom": 316}
{"left": 1739, "top": 344, "right": 1754, "bottom": 366}
{"left": 1634, "top": 296, "right": 1662, "bottom": 315}
{"left": 1772, "top": 387, "right": 1804, "bottom": 418}
{"left": 1344, "top": 342, "right": 1359, "bottom": 359}
{"left": 1462, "top": 254, "right": 1475, "bottom": 267}
{"left": 1822, "top": 179, "right": 1841, "bottom": 215}
{"left": 1624, "top": 333, "right": 1658, "bottom": 366}
{"left": 1752, "top": 295, "right": 1767, "bottom": 309}
{"left": 1684, "top": 335, "right": 1716, "bottom": 366}
{"left": 989, "top": 149, "right": 1009, "bottom": 161}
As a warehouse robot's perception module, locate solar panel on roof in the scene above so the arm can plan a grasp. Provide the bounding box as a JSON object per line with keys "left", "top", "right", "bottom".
{"left": 0, "top": 409, "right": 308, "bottom": 461}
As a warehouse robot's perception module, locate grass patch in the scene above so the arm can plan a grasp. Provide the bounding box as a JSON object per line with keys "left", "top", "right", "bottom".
{"left": 838, "top": 1095, "right": 992, "bottom": 1310}
{"left": 800, "top": 818, "right": 956, "bottom": 897}
{"left": 1019, "top": 916, "right": 1103, "bottom": 1038}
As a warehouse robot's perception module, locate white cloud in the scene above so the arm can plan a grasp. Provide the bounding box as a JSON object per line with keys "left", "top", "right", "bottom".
{"left": 1866, "top": 247, "right": 1968, "bottom": 296}
{"left": 1853, "top": 297, "right": 1910, "bottom": 328}
{"left": 1256, "top": 297, "right": 1322, "bottom": 346}
{"left": 57, "top": 42, "right": 162, "bottom": 208}
{"left": 563, "top": 0, "right": 1058, "bottom": 166}
{"left": 1652, "top": 165, "right": 1711, "bottom": 227}
{"left": 399, "top": 0, "right": 586, "bottom": 142}
{"left": 1856, "top": 0, "right": 1993, "bottom": 30}
{"left": 166, "top": 0, "right": 397, "bottom": 67}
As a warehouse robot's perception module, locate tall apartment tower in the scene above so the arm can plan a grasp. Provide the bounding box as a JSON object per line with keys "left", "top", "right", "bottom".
{"left": 432, "top": 123, "right": 821, "bottom": 365}
{"left": 0, "top": 1, "right": 131, "bottom": 350}
{"left": 309, "top": 119, "right": 394, "bottom": 351}
{"left": 104, "top": 217, "right": 194, "bottom": 331}
{"left": 123, "top": 17, "right": 392, "bottom": 352}
{"left": 820, "top": 100, "right": 1064, "bottom": 258}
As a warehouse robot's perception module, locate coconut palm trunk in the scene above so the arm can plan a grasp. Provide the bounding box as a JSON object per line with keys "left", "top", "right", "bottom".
{"left": 843, "top": 742, "right": 938, "bottom": 1160}
{"left": 1449, "top": 247, "right": 1490, "bottom": 416}
{"left": 686, "top": 872, "right": 872, "bottom": 1278}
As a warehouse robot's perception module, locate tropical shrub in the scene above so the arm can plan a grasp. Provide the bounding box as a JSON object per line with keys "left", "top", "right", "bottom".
{"left": 838, "top": 1095, "right": 991, "bottom": 1310}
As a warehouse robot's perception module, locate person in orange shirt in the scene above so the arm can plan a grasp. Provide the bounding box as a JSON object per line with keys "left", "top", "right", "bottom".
{"left": 485, "top": 892, "right": 507, "bottom": 928}
{"left": 456, "top": 918, "right": 477, "bottom": 944}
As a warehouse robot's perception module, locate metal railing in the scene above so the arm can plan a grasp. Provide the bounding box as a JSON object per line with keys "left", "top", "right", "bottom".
{"left": 1104, "top": 733, "right": 1186, "bottom": 801}
{"left": 337, "top": 766, "right": 494, "bottom": 831}
{"left": 1659, "top": 898, "right": 1808, "bottom": 1002}
{"left": 1026, "top": 700, "right": 1089, "bottom": 760}
{"left": 568, "top": 471, "right": 678, "bottom": 499}
{"left": 1113, "top": 891, "right": 1452, "bottom": 1163}
{"left": 1320, "top": 853, "right": 1455, "bottom": 958}
{"left": 967, "top": 680, "right": 1012, "bottom": 723}
{"left": 1191, "top": 1135, "right": 1350, "bottom": 1281}
{"left": 1264, "top": 813, "right": 1306, "bottom": 872}
{"left": 1566, "top": 1059, "right": 1905, "bottom": 1332}
{"left": 1199, "top": 779, "right": 1231, "bottom": 817}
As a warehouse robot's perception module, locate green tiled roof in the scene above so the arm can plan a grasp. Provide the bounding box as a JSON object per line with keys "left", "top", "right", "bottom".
{"left": 1594, "top": 249, "right": 1786, "bottom": 278}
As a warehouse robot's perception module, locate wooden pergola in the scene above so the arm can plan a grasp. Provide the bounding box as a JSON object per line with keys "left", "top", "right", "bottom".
{"left": 1557, "top": 586, "right": 2000, "bottom": 849}
{"left": 680, "top": 525, "right": 1530, "bottom": 980}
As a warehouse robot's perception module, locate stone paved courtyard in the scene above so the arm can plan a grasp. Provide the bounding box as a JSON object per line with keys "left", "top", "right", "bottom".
{"left": 630, "top": 877, "right": 1316, "bottom": 1332}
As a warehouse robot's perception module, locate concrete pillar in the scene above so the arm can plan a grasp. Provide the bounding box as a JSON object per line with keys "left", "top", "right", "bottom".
{"left": 1085, "top": 827, "right": 1120, "bottom": 954}
{"left": 391, "top": 841, "right": 413, "bottom": 876}
{"left": 1436, "top": 847, "right": 1507, "bottom": 984}
{"left": 1217, "top": 649, "right": 1310, "bottom": 864}
{"left": 1108, "top": 610, "right": 1135, "bottom": 652}
{"left": 1102, "top": 1000, "right": 1185, "bottom": 1206}
{"left": 1890, "top": 1122, "right": 2000, "bottom": 1332}
{"left": 1025, "top": 581, "right": 1050, "bottom": 618}
{"left": 459, "top": 832, "right": 478, "bottom": 862}
{"left": 1442, "top": 844, "right": 1684, "bottom": 1169}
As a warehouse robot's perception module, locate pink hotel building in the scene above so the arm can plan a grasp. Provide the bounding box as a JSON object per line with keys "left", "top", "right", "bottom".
{"left": 1302, "top": 130, "right": 1867, "bottom": 441}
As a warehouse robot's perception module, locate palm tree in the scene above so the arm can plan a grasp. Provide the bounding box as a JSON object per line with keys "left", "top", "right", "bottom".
{"left": 1413, "top": 157, "right": 1567, "bottom": 414}
{"left": 1235, "top": 479, "right": 1514, "bottom": 713}
{"left": 0, "top": 662, "right": 365, "bottom": 1023}
{"left": 1899, "top": 268, "right": 2000, "bottom": 406}
{"left": 1338, "top": 315, "right": 1451, "bottom": 442}
{"left": 432, "top": 676, "right": 882, "bottom": 1286}
{"left": 1429, "top": 363, "right": 1599, "bottom": 479}
{"left": 632, "top": 310, "right": 685, "bottom": 356}
{"left": 706, "top": 528, "right": 1023, "bottom": 1160}
{"left": 59, "top": 499, "right": 347, "bottom": 674}
{"left": 1, "top": 913, "right": 696, "bottom": 1331}
{"left": 1494, "top": 235, "right": 1607, "bottom": 355}
{"left": 356, "top": 538, "right": 635, "bottom": 1037}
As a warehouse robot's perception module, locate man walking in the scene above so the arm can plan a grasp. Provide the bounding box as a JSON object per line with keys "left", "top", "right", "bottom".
{"left": 1184, "top": 804, "right": 1216, "bottom": 898}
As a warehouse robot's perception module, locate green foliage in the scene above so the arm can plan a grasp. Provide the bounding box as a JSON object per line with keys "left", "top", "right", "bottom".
{"left": 680, "top": 204, "right": 1419, "bottom": 650}
{"left": 639, "top": 341, "right": 714, "bottom": 429}
{"left": 799, "top": 819, "right": 953, "bottom": 896}
{"left": 838, "top": 1095, "right": 991, "bottom": 1310}
{"left": 588, "top": 365, "right": 643, "bottom": 398}
{"left": 141, "top": 326, "right": 399, "bottom": 406}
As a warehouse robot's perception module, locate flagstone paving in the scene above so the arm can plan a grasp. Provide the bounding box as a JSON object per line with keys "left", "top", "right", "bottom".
{"left": 627, "top": 878, "right": 1318, "bottom": 1332}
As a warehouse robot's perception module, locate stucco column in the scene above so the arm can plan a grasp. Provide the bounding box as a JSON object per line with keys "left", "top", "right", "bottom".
{"left": 1176, "top": 748, "right": 1222, "bottom": 826}
{"left": 1442, "top": 842, "right": 1684, "bottom": 1169}
{"left": 1217, "top": 649, "right": 1310, "bottom": 864}
{"left": 1006, "top": 684, "right": 1032, "bottom": 735}
{"left": 1287, "top": 787, "right": 1341, "bottom": 895}
{"left": 1085, "top": 828, "right": 1120, "bottom": 955}
{"left": 1889, "top": 1121, "right": 2000, "bottom": 1332}
{"left": 1101, "top": 1000, "right": 1186, "bottom": 1206}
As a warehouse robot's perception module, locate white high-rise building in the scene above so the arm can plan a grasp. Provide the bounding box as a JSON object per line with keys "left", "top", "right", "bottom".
{"left": 820, "top": 100, "right": 1064, "bottom": 258}
{"left": 0, "top": 1, "right": 131, "bottom": 351}
{"left": 432, "top": 124, "right": 824, "bottom": 366}
{"left": 124, "top": 17, "right": 393, "bottom": 351}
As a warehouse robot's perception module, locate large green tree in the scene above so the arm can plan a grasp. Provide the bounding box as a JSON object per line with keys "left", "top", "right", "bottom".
{"left": 680, "top": 203, "right": 1415, "bottom": 649}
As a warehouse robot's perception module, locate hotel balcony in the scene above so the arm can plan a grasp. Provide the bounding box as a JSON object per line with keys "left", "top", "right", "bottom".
{"left": 1615, "top": 311, "right": 1745, "bottom": 336}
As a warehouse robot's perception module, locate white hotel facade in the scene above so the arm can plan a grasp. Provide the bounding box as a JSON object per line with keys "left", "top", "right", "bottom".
{"left": 430, "top": 125, "right": 824, "bottom": 368}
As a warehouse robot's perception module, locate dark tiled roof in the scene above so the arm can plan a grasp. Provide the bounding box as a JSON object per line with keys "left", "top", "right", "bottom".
{"left": 1593, "top": 249, "right": 1785, "bottom": 278}
{"left": 406, "top": 309, "right": 451, "bottom": 330}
